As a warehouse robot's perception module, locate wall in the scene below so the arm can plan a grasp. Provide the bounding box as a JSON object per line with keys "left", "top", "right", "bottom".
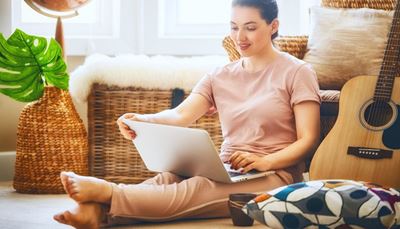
{"left": 0, "top": 0, "right": 11, "bottom": 37}
{"left": 0, "top": 56, "right": 87, "bottom": 152}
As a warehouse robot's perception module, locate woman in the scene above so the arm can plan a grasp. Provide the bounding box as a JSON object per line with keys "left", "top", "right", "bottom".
{"left": 54, "top": 0, "right": 321, "bottom": 228}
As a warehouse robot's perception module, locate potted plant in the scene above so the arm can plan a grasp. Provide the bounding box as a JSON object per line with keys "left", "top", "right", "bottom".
{"left": 0, "top": 29, "right": 88, "bottom": 194}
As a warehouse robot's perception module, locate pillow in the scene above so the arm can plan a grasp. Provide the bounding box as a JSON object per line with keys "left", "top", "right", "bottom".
{"left": 243, "top": 180, "right": 400, "bottom": 228}
{"left": 303, "top": 6, "right": 394, "bottom": 90}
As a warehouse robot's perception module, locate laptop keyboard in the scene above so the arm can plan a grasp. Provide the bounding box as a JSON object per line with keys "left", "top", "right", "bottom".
{"left": 228, "top": 171, "right": 243, "bottom": 177}
{"left": 224, "top": 164, "right": 260, "bottom": 178}
{"left": 224, "top": 164, "right": 246, "bottom": 177}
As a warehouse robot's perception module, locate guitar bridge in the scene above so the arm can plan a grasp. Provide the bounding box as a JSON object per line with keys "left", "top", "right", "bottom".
{"left": 347, "top": 147, "right": 393, "bottom": 159}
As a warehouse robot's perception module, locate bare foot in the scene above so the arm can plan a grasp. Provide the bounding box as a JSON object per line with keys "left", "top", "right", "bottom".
{"left": 54, "top": 202, "right": 103, "bottom": 229}
{"left": 60, "top": 171, "right": 113, "bottom": 203}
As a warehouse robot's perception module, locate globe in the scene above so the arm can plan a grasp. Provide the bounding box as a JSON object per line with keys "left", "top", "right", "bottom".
{"left": 24, "top": 0, "right": 91, "bottom": 57}
{"left": 24, "top": 0, "right": 90, "bottom": 18}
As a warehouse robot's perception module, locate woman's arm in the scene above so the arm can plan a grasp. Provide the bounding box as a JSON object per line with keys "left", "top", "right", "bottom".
{"left": 230, "top": 101, "right": 320, "bottom": 172}
{"left": 117, "top": 93, "right": 212, "bottom": 140}
{"left": 139, "top": 93, "right": 211, "bottom": 126}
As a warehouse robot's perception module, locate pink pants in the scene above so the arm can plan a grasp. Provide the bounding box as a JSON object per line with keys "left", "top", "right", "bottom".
{"left": 104, "top": 171, "right": 292, "bottom": 226}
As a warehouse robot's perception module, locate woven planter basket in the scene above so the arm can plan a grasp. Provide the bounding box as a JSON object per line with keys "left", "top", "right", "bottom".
{"left": 13, "top": 87, "right": 88, "bottom": 194}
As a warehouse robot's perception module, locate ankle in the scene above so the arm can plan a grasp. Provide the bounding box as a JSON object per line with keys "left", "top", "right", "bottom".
{"left": 104, "top": 182, "right": 113, "bottom": 203}
{"left": 96, "top": 181, "right": 113, "bottom": 204}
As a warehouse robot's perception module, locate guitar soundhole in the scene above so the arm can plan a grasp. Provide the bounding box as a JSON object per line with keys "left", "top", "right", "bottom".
{"left": 363, "top": 101, "right": 393, "bottom": 127}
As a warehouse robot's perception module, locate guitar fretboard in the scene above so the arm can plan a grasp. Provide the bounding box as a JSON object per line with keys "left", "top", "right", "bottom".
{"left": 375, "top": 1, "right": 400, "bottom": 102}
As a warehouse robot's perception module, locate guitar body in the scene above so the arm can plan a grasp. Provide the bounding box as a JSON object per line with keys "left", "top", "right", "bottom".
{"left": 310, "top": 75, "right": 400, "bottom": 188}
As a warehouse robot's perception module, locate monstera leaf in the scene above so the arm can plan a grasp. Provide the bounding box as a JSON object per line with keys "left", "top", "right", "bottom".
{"left": 0, "top": 29, "right": 69, "bottom": 102}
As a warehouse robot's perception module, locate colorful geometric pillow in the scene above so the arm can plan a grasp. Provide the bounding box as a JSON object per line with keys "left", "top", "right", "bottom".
{"left": 243, "top": 180, "right": 400, "bottom": 228}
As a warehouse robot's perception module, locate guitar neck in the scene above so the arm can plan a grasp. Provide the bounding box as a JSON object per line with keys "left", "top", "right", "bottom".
{"left": 375, "top": 1, "right": 400, "bottom": 102}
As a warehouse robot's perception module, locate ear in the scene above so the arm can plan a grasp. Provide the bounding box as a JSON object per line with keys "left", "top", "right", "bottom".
{"left": 270, "top": 19, "right": 279, "bottom": 34}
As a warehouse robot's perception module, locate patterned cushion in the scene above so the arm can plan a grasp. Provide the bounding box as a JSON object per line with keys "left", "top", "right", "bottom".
{"left": 243, "top": 180, "right": 400, "bottom": 228}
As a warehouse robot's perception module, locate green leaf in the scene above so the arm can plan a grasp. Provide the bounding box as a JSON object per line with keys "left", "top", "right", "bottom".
{"left": 0, "top": 29, "right": 69, "bottom": 102}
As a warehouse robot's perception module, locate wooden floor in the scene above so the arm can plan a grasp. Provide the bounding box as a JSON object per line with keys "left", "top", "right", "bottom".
{"left": 0, "top": 181, "right": 266, "bottom": 229}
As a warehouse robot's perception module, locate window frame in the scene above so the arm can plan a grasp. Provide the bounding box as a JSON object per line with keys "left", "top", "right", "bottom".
{"left": 139, "top": 0, "right": 228, "bottom": 55}
{"left": 140, "top": 0, "right": 318, "bottom": 55}
{"left": 10, "top": 0, "right": 138, "bottom": 56}
{"left": 6, "top": 0, "right": 319, "bottom": 56}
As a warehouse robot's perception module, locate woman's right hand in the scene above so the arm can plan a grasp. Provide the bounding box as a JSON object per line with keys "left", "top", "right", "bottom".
{"left": 117, "top": 113, "right": 142, "bottom": 140}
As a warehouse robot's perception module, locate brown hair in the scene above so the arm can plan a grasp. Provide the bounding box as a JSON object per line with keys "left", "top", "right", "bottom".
{"left": 232, "top": 0, "right": 279, "bottom": 40}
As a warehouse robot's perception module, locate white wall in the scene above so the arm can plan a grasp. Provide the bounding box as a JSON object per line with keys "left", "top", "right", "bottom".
{"left": 0, "top": 0, "right": 11, "bottom": 37}
{"left": 0, "top": 0, "right": 18, "bottom": 152}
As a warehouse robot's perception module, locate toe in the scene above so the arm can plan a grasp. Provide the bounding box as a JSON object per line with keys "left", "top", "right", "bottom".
{"left": 53, "top": 212, "right": 67, "bottom": 224}
{"left": 60, "top": 172, "right": 69, "bottom": 192}
{"left": 63, "top": 210, "right": 74, "bottom": 224}
{"left": 66, "top": 171, "right": 78, "bottom": 178}
{"left": 66, "top": 177, "right": 77, "bottom": 194}
{"left": 64, "top": 210, "right": 85, "bottom": 229}
{"left": 70, "top": 193, "right": 81, "bottom": 202}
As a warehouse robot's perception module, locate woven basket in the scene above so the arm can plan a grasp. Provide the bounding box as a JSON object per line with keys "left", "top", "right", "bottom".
{"left": 88, "top": 84, "right": 222, "bottom": 184}
{"left": 13, "top": 87, "right": 88, "bottom": 194}
{"left": 223, "top": 36, "right": 308, "bottom": 63}
{"left": 322, "top": 0, "right": 395, "bottom": 9}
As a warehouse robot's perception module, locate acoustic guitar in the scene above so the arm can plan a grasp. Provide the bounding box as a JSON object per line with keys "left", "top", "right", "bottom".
{"left": 310, "top": 2, "right": 400, "bottom": 188}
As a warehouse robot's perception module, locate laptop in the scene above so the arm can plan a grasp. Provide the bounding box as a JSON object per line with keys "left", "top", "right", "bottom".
{"left": 122, "top": 119, "right": 275, "bottom": 183}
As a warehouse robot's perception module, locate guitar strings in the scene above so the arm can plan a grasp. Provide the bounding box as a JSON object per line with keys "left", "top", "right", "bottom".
{"left": 368, "top": 5, "right": 399, "bottom": 145}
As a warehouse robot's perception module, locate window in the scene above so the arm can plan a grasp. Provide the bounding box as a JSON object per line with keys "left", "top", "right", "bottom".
{"left": 9, "top": 0, "right": 320, "bottom": 56}
{"left": 161, "top": 0, "right": 231, "bottom": 37}
{"left": 140, "top": 0, "right": 230, "bottom": 55}
{"left": 11, "top": 0, "right": 137, "bottom": 55}
{"left": 142, "top": 0, "right": 320, "bottom": 55}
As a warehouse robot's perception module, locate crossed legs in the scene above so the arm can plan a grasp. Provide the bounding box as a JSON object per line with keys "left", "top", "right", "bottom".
{"left": 54, "top": 171, "right": 289, "bottom": 228}
{"left": 59, "top": 172, "right": 113, "bottom": 204}
{"left": 53, "top": 172, "right": 114, "bottom": 229}
{"left": 53, "top": 171, "right": 185, "bottom": 228}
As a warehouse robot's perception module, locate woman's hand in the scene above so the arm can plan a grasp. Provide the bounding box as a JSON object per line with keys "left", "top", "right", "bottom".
{"left": 229, "top": 151, "right": 272, "bottom": 173}
{"left": 117, "top": 113, "right": 142, "bottom": 140}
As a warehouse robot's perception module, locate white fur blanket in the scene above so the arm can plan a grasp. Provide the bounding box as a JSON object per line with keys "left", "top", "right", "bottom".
{"left": 69, "top": 54, "right": 229, "bottom": 103}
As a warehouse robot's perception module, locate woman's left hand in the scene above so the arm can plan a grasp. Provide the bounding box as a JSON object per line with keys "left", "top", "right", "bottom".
{"left": 229, "top": 151, "right": 272, "bottom": 173}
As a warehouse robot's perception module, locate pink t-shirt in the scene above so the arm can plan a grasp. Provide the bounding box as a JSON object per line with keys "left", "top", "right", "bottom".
{"left": 191, "top": 52, "right": 321, "bottom": 183}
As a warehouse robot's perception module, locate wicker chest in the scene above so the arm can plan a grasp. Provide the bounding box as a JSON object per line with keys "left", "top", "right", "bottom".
{"left": 88, "top": 84, "right": 222, "bottom": 183}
